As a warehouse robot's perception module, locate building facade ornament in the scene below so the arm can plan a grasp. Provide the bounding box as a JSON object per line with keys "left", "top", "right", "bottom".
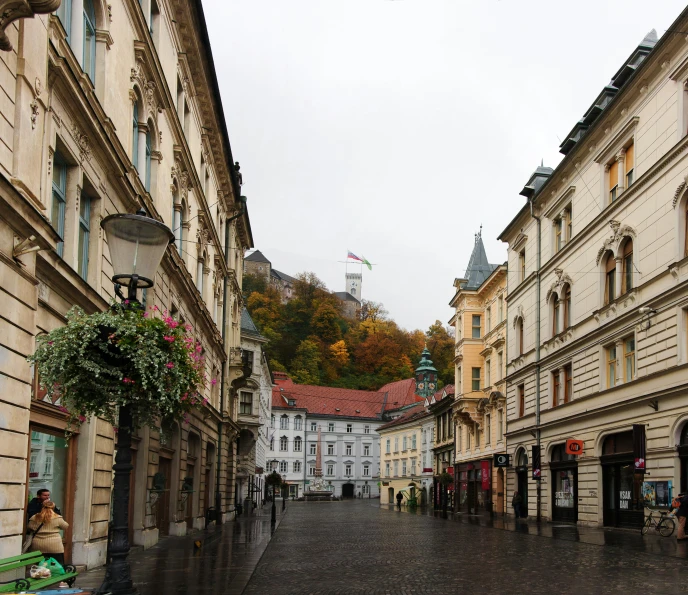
{"left": 595, "top": 221, "right": 637, "bottom": 265}
{"left": 71, "top": 122, "right": 91, "bottom": 162}
{"left": 0, "top": 0, "right": 61, "bottom": 51}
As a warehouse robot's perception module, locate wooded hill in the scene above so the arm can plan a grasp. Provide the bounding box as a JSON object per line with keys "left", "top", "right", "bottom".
{"left": 243, "top": 272, "right": 454, "bottom": 391}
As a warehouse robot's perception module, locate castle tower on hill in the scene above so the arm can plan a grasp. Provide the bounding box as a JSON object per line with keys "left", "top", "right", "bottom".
{"left": 346, "top": 272, "right": 362, "bottom": 300}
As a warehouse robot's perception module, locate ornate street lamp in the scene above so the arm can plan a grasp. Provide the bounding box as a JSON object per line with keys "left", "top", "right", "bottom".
{"left": 267, "top": 462, "right": 280, "bottom": 524}
{"left": 98, "top": 208, "right": 173, "bottom": 595}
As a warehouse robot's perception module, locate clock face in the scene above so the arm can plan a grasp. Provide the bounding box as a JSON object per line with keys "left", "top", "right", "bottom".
{"left": 428, "top": 383, "right": 436, "bottom": 390}
{"left": 418, "top": 382, "right": 425, "bottom": 390}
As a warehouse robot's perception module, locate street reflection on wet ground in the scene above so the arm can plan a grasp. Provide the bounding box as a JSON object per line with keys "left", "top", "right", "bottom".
{"left": 79, "top": 506, "right": 283, "bottom": 595}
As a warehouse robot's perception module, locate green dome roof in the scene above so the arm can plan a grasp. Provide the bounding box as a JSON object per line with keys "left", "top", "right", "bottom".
{"left": 415, "top": 347, "right": 438, "bottom": 374}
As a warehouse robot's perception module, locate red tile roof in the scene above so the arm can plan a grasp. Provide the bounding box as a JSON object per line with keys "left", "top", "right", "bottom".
{"left": 376, "top": 401, "right": 431, "bottom": 432}
{"left": 433, "top": 384, "right": 455, "bottom": 401}
{"left": 271, "top": 375, "right": 423, "bottom": 419}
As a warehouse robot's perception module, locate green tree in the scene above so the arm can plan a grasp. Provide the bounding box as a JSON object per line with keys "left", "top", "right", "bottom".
{"left": 242, "top": 272, "right": 267, "bottom": 298}
{"left": 290, "top": 339, "right": 321, "bottom": 385}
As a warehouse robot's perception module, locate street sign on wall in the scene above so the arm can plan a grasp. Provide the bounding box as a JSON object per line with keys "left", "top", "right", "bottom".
{"left": 493, "top": 453, "right": 510, "bottom": 467}
{"left": 565, "top": 440, "right": 583, "bottom": 456}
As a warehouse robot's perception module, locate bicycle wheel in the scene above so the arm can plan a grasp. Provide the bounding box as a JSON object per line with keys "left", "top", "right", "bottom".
{"left": 660, "top": 518, "right": 675, "bottom": 537}
{"left": 641, "top": 517, "right": 651, "bottom": 535}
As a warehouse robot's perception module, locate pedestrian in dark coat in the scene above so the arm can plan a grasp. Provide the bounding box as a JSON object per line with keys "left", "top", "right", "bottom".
{"left": 676, "top": 493, "right": 688, "bottom": 540}
{"left": 396, "top": 492, "right": 403, "bottom": 509}
{"left": 512, "top": 491, "right": 523, "bottom": 519}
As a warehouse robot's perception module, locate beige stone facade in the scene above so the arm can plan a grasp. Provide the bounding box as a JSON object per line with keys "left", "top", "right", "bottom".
{"left": 499, "top": 14, "right": 688, "bottom": 528}
{"left": 0, "top": 0, "right": 251, "bottom": 568}
{"left": 450, "top": 262, "right": 507, "bottom": 516}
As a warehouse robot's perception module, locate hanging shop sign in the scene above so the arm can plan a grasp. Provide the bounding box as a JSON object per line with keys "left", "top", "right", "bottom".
{"left": 532, "top": 445, "right": 541, "bottom": 480}
{"left": 255, "top": 467, "right": 264, "bottom": 475}
{"left": 633, "top": 424, "right": 646, "bottom": 473}
{"left": 493, "top": 453, "right": 511, "bottom": 467}
{"left": 565, "top": 440, "right": 584, "bottom": 456}
{"left": 481, "top": 461, "right": 491, "bottom": 491}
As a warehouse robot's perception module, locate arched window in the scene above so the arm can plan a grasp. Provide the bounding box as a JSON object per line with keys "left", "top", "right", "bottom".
{"left": 294, "top": 416, "right": 303, "bottom": 430}
{"left": 132, "top": 102, "right": 139, "bottom": 162}
{"left": 517, "top": 317, "right": 524, "bottom": 355}
{"left": 270, "top": 415, "right": 275, "bottom": 428}
{"left": 516, "top": 448, "right": 528, "bottom": 468}
{"left": 145, "top": 128, "right": 152, "bottom": 192}
{"left": 550, "top": 443, "right": 576, "bottom": 463}
{"left": 551, "top": 292, "right": 560, "bottom": 337}
{"left": 280, "top": 415, "right": 288, "bottom": 430}
{"left": 621, "top": 239, "right": 633, "bottom": 294}
{"left": 562, "top": 284, "right": 571, "bottom": 331}
{"left": 604, "top": 252, "right": 616, "bottom": 304}
{"left": 196, "top": 257, "right": 204, "bottom": 295}
{"left": 83, "top": 0, "right": 96, "bottom": 82}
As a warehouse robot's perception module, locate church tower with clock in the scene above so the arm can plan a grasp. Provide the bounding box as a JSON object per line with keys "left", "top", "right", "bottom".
{"left": 415, "top": 346, "right": 439, "bottom": 399}
{"left": 345, "top": 272, "right": 362, "bottom": 300}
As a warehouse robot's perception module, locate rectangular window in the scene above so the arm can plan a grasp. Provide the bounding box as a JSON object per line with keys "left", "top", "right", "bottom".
{"left": 280, "top": 416, "right": 288, "bottom": 430}
{"left": 83, "top": 5, "right": 96, "bottom": 82}
{"left": 472, "top": 367, "right": 480, "bottom": 392}
{"left": 555, "top": 217, "right": 563, "bottom": 252}
{"left": 364, "top": 445, "right": 370, "bottom": 456}
{"left": 293, "top": 461, "right": 301, "bottom": 473}
{"left": 622, "top": 241, "right": 633, "bottom": 294}
{"left": 624, "top": 338, "right": 635, "bottom": 382}
{"left": 485, "top": 359, "right": 491, "bottom": 387}
{"left": 385, "top": 462, "right": 390, "bottom": 477}
{"left": 553, "top": 299, "right": 561, "bottom": 335}
{"left": 625, "top": 141, "right": 634, "bottom": 187}
{"left": 518, "top": 384, "right": 525, "bottom": 418}
{"left": 327, "top": 464, "right": 334, "bottom": 476}
{"left": 497, "top": 351, "right": 503, "bottom": 381}
{"left": 363, "top": 464, "right": 370, "bottom": 476}
{"left": 279, "top": 461, "right": 287, "bottom": 473}
{"left": 29, "top": 451, "right": 38, "bottom": 474}
{"left": 345, "top": 464, "right": 352, "bottom": 476}
{"left": 607, "top": 346, "right": 617, "bottom": 388}
{"left": 498, "top": 410, "right": 504, "bottom": 441}
{"left": 565, "top": 207, "right": 572, "bottom": 243}
{"left": 51, "top": 152, "right": 67, "bottom": 257}
{"left": 411, "top": 435, "right": 416, "bottom": 450}
{"left": 486, "top": 307, "right": 492, "bottom": 332}
{"left": 346, "top": 444, "right": 352, "bottom": 456}
{"left": 78, "top": 193, "right": 91, "bottom": 280}
{"left": 472, "top": 315, "right": 481, "bottom": 339}
{"left": 239, "top": 391, "right": 253, "bottom": 415}
{"left": 294, "top": 438, "right": 302, "bottom": 452}
{"left": 44, "top": 454, "right": 53, "bottom": 476}
{"left": 56, "top": 0, "right": 72, "bottom": 38}
{"left": 552, "top": 370, "right": 561, "bottom": 407}
{"left": 519, "top": 250, "right": 526, "bottom": 282}
{"left": 475, "top": 427, "right": 480, "bottom": 447}
{"left": 346, "top": 423, "right": 353, "bottom": 433}
{"left": 279, "top": 436, "right": 288, "bottom": 451}
{"left": 402, "top": 461, "right": 407, "bottom": 476}
{"left": 364, "top": 425, "right": 370, "bottom": 434}
{"left": 609, "top": 159, "right": 619, "bottom": 202}
{"left": 386, "top": 439, "right": 390, "bottom": 454}
{"left": 309, "top": 443, "right": 316, "bottom": 455}
{"left": 394, "top": 437, "right": 399, "bottom": 452}
{"left": 498, "top": 296, "right": 503, "bottom": 321}
{"left": 328, "top": 422, "right": 335, "bottom": 432}
{"left": 294, "top": 417, "right": 302, "bottom": 430}
{"left": 310, "top": 422, "right": 317, "bottom": 432}
{"left": 564, "top": 364, "right": 572, "bottom": 404}
{"left": 327, "top": 444, "right": 334, "bottom": 455}
{"left": 485, "top": 414, "right": 491, "bottom": 445}
{"left": 457, "top": 425, "right": 462, "bottom": 452}
{"left": 605, "top": 257, "right": 616, "bottom": 304}
{"left": 402, "top": 436, "right": 407, "bottom": 451}
{"left": 309, "top": 466, "right": 315, "bottom": 476}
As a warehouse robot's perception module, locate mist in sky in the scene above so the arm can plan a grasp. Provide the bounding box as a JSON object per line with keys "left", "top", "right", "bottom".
{"left": 205, "top": 0, "right": 686, "bottom": 331}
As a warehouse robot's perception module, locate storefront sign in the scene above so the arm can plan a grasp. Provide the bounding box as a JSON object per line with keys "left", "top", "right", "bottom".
{"left": 382, "top": 482, "right": 389, "bottom": 486}
{"left": 494, "top": 453, "right": 510, "bottom": 467}
{"left": 532, "top": 445, "right": 541, "bottom": 480}
{"left": 633, "top": 424, "right": 646, "bottom": 473}
{"left": 481, "top": 461, "right": 490, "bottom": 490}
{"left": 565, "top": 440, "right": 583, "bottom": 456}
{"left": 255, "top": 467, "right": 264, "bottom": 475}
{"left": 422, "top": 468, "right": 433, "bottom": 473}
{"left": 619, "top": 490, "right": 632, "bottom": 509}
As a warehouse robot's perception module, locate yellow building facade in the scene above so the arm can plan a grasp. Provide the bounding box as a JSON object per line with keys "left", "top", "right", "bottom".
{"left": 450, "top": 233, "right": 507, "bottom": 515}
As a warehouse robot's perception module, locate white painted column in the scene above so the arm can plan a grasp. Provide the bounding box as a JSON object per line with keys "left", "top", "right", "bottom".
{"left": 137, "top": 124, "right": 147, "bottom": 183}
{"left": 615, "top": 257, "right": 623, "bottom": 302}
{"left": 70, "top": 0, "right": 84, "bottom": 66}
{"left": 616, "top": 150, "right": 626, "bottom": 195}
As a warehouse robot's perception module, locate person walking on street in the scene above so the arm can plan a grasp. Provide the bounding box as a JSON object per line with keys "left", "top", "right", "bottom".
{"left": 28, "top": 500, "right": 69, "bottom": 567}
{"left": 396, "top": 491, "right": 403, "bottom": 510}
{"left": 676, "top": 492, "right": 688, "bottom": 540}
{"left": 512, "top": 491, "right": 523, "bottom": 519}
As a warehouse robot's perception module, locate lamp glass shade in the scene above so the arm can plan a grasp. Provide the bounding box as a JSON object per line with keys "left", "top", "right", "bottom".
{"left": 101, "top": 213, "right": 174, "bottom": 285}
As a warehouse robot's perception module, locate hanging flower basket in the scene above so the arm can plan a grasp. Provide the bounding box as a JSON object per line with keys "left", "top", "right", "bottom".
{"left": 28, "top": 305, "right": 206, "bottom": 430}
{"left": 266, "top": 471, "right": 283, "bottom": 487}
{"left": 439, "top": 472, "right": 454, "bottom": 487}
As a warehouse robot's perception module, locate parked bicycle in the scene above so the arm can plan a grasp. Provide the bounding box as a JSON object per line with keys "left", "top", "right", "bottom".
{"left": 641, "top": 507, "right": 675, "bottom": 537}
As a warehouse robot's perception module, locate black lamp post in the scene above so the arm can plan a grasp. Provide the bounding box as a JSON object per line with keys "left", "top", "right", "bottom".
{"left": 268, "top": 461, "right": 279, "bottom": 524}
{"left": 98, "top": 209, "right": 173, "bottom": 595}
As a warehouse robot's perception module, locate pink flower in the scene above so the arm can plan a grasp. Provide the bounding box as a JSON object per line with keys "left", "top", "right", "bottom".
{"left": 113, "top": 427, "right": 119, "bottom": 434}
{"left": 164, "top": 316, "right": 178, "bottom": 329}
{"left": 185, "top": 324, "right": 192, "bottom": 332}
{"left": 164, "top": 336, "right": 175, "bottom": 342}
{"left": 153, "top": 305, "right": 159, "bottom": 311}
{"left": 211, "top": 378, "right": 217, "bottom": 386}
{"left": 48, "top": 341, "right": 54, "bottom": 346}
{"left": 124, "top": 300, "right": 130, "bottom": 305}
{"left": 195, "top": 345, "right": 202, "bottom": 353}
{"left": 58, "top": 405, "right": 69, "bottom": 413}
{"left": 166, "top": 362, "right": 174, "bottom": 369}
{"left": 78, "top": 415, "right": 86, "bottom": 423}
{"left": 144, "top": 312, "right": 149, "bottom": 318}
{"left": 202, "top": 398, "right": 209, "bottom": 406}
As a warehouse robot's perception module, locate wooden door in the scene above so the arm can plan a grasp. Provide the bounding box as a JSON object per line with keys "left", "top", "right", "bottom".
{"left": 156, "top": 457, "right": 171, "bottom": 536}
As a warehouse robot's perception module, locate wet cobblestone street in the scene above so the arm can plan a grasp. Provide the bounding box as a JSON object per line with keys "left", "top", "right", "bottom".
{"left": 244, "top": 500, "right": 688, "bottom": 595}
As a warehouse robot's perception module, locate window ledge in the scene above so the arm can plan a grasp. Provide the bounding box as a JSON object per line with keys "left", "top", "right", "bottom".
{"left": 593, "top": 289, "right": 638, "bottom": 324}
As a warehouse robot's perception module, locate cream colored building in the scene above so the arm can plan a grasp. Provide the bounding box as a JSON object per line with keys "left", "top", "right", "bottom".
{"left": 449, "top": 233, "right": 507, "bottom": 516}
{"left": 0, "top": 0, "right": 252, "bottom": 567}
{"left": 500, "top": 15, "right": 688, "bottom": 528}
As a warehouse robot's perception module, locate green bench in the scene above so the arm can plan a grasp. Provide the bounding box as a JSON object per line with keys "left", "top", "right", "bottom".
{"left": 0, "top": 551, "right": 78, "bottom": 592}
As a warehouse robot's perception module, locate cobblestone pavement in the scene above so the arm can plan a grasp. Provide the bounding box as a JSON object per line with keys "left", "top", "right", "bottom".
{"left": 244, "top": 500, "right": 688, "bottom": 595}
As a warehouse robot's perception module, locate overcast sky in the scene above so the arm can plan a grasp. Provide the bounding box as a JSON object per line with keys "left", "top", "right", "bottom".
{"left": 205, "top": 0, "right": 687, "bottom": 332}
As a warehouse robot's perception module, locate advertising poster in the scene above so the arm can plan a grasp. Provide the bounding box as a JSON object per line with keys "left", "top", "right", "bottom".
{"left": 642, "top": 480, "right": 672, "bottom": 507}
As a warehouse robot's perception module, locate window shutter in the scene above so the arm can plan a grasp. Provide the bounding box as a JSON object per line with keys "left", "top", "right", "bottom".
{"left": 608, "top": 160, "right": 618, "bottom": 190}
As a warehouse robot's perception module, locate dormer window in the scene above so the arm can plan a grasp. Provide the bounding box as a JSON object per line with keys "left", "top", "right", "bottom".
{"left": 288, "top": 399, "right": 296, "bottom": 407}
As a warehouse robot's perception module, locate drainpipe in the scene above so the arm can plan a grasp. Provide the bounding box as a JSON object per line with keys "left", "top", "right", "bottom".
{"left": 528, "top": 197, "right": 542, "bottom": 523}
{"left": 217, "top": 197, "right": 247, "bottom": 521}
